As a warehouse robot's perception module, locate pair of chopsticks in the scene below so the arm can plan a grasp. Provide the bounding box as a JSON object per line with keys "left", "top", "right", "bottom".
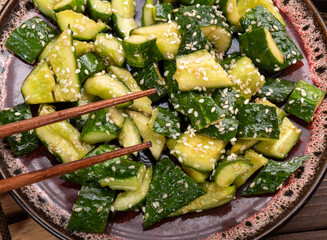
{"left": 0, "top": 89, "right": 157, "bottom": 193}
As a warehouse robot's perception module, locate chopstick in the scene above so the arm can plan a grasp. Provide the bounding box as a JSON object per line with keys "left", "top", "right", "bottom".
{"left": 0, "top": 88, "right": 157, "bottom": 138}
{"left": 0, "top": 142, "right": 151, "bottom": 194}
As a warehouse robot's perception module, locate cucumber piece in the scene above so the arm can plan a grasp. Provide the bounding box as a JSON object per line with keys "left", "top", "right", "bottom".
{"left": 213, "top": 158, "right": 252, "bottom": 187}
{"left": 253, "top": 117, "right": 302, "bottom": 159}
{"left": 112, "top": 14, "right": 138, "bottom": 38}
{"left": 166, "top": 137, "right": 177, "bottom": 153}
{"left": 0, "top": 104, "right": 39, "bottom": 156}
{"left": 212, "top": 88, "right": 245, "bottom": 118}
{"left": 162, "top": 60, "right": 179, "bottom": 96}
{"left": 227, "top": 56, "right": 265, "bottom": 99}
{"left": 21, "top": 61, "right": 56, "bottom": 104}
{"left": 118, "top": 116, "right": 142, "bottom": 154}
{"left": 234, "top": 149, "right": 269, "bottom": 188}
{"left": 177, "top": 27, "right": 214, "bottom": 56}
{"left": 123, "top": 35, "right": 163, "bottom": 68}
{"left": 87, "top": 0, "right": 112, "bottom": 23}
{"left": 179, "top": 0, "right": 214, "bottom": 5}
{"left": 174, "top": 50, "right": 232, "bottom": 91}
{"left": 254, "top": 98, "right": 287, "bottom": 125}
{"left": 170, "top": 183, "right": 235, "bottom": 217}
{"left": 81, "top": 109, "right": 121, "bottom": 144}
{"left": 217, "top": 0, "right": 243, "bottom": 32}
{"left": 5, "top": 17, "right": 57, "bottom": 64}
{"left": 73, "top": 40, "right": 94, "bottom": 58}
{"left": 149, "top": 107, "right": 181, "bottom": 138}
{"left": 111, "top": 0, "right": 135, "bottom": 18}
{"left": 32, "top": 0, "right": 57, "bottom": 21}
{"left": 38, "top": 35, "right": 58, "bottom": 61}
{"left": 78, "top": 52, "right": 106, "bottom": 83}
{"left": 94, "top": 33, "right": 125, "bottom": 66}
{"left": 174, "top": 92, "right": 223, "bottom": 131}
{"left": 182, "top": 165, "right": 209, "bottom": 184}
{"left": 270, "top": 31, "right": 304, "bottom": 70}
{"left": 153, "top": 3, "right": 173, "bottom": 22}
{"left": 284, "top": 80, "right": 326, "bottom": 122}
{"left": 220, "top": 52, "right": 242, "bottom": 71}
{"left": 106, "top": 107, "right": 126, "bottom": 128}
{"left": 131, "top": 21, "right": 181, "bottom": 60}
{"left": 240, "top": 4, "right": 284, "bottom": 32}
{"left": 99, "top": 160, "right": 147, "bottom": 191}
{"left": 243, "top": 155, "right": 310, "bottom": 196}
{"left": 108, "top": 66, "right": 152, "bottom": 115}
{"left": 198, "top": 118, "right": 239, "bottom": 142}
{"left": 174, "top": 132, "right": 227, "bottom": 172}
{"left": 61, "top": 144, "right": 129, "bottom": 184}
{"left": 237, "top": 102, "right": 279, "bottom": 140}
{"left": 36, "top": 105, "right": 94, "bottom": 162}
{"left": 237, "top": 0, "right": 286, "bottom": 26}
{"left": 200, "top": 25, "right": 232, "bottom": 54}
{"left": 239, "top": 28, "right": 284, "bottom": 73}
{"left": 143, "top": 158, "right": 205, "bottom": 229}
{"left": 132, "top": 63, "right": 168, "bottom": 102}
{"left": 127, "top": 110, "right": 166, "bottom": 160}
{"left": 112, "top": 167, "right": 152, "bottom": 211}
{"left": 48, "top": 29, "right": 81, "bottom": 102}
{"left": 56, "top": 10, "right": 108, "bottom": 40}
{"left": 67, "top": 184, "right": 115, "bottom": 233}
{"left": 142, "top": 0, "right": 155, "bottom": 26}
{"left": 54, "top": 0, "right": 86, "bottom": 13}
{"left": 255, "top": 78, "right": 297, "bottom": 102}
{"left": 84, "top": 74, "right": 132, "bottom": 108}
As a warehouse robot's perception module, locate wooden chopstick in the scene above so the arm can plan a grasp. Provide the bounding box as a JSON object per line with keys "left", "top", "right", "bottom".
{"left": 0, "top": 142, "right": 151, "bottom": 194}
{"left": 0, "top": 88, "right": 157, "bottom": 138}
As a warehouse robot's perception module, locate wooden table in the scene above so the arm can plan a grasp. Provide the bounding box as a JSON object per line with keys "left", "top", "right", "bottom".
{"left": 0, "top": 1, "right": 326, "bottom": 240}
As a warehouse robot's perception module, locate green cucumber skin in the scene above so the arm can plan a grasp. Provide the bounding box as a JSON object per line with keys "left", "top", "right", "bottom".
{"left": 54, "top": 0, "right": 86, "bottom": 13}
{"left": 5, "top": 17, "right": 57, "bottom": 64}
{"left": 0, "top": 104, "right": 39, "bottom": 156}
{"left": 240, "top": 5, "right": 284, "bottom": 32}
{"left": 237, "top": 103, "right": 280, "bottom": 140}
{"left": 87, "top": 0, "right": 112, "bottom": 23}
{"left": 78, "top": 53, "right": 106, "bottom": 83}
{"left": 81, "top": 109, "right": 121, "bottom": 144}
{"left": 155, "top": 3, "right": 174, "bottom": 21}
{"left": 178, "top": 0, "right": 214, "bottom": 5}
{"left": 162, "top": 60, "right": 179, "bottom": 97}
{"left": 199, "top": 118, "right": 239, "bottom": 142}
{"left": 243, "top": 155, "right": 310, "bottom": 196}
{"left": 152, "top": 107, "right": 181, "bottom": 138}
{"left": 132, "top": 64, "right": 168, "bottom": 102}
{"left": 255, "top": 78, "right": 297, "bottom": 102}
{"left": 220, "top": 53, "right": 242, "bottom": 71}
{"left": 284, "top": 80, "right": 326, "bottom": 122}
{"left": 67, "top": 184, "right": 115, "bottom": 233}
{"left": 143, "top": 158, "right": 205, "bottom": 229}
{"left": 122, "top": 37, "right": 163, "bottom": 68}
{"left": 177, "top": 27, "right": 214, "bottom": 56}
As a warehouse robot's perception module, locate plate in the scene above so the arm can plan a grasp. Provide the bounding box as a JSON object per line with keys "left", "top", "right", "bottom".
{"left": 0, "top": 0, "right": 326, "bottom": 239}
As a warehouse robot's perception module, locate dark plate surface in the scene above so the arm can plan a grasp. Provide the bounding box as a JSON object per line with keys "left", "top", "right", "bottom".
{"left": 0, "top": 0, "right": 326, "bottom": 239}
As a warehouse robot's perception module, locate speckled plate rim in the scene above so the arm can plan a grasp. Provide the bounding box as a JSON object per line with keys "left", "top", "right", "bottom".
{"left": 0, "top": 0, "right": 326, "bottom": 240}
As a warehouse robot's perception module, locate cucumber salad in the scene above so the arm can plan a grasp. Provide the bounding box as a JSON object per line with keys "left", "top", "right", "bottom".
{"left": 2, "top": 0, "right": 326, "bottom": 234}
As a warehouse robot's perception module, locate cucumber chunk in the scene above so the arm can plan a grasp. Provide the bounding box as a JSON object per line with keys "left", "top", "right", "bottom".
{"left": 123, "top": 35, "right": 163, "bottom": 68}
{"left": 112, "top": 14, "right": 138, "bottom": 38}
{"left": 84, "top": 74, "right": 132, "bottom": 108}
{"left": 255, "top": 98, "right": 287, "bottom": 125}
{"left": 38, "top": 35, "right": 59, "bottom": 61}
{"left": 243, "top": 156, "right": 310, "bottom": 196}
{"left": 131, "top": 22, "right": 181, "bottom": 60}
{"left": 217, "top": 0, "right": 242, "bottom": 32}
{"left": 142, "top": 0, "right": 155, "bottom": 26}
{"left": 182, "top": 165, "right": 209, "bottom": 184}
{"left": 198, "top": 118, "right": 239, "bottom": 142}
{"left": 127, "top": 110, "right": 166, "bottom": 160}
{"left": 99, "top": 160, "right": 147, "bottom": 191}
{"left": 78, "top": 52, "right": 106, "bottom": 83}
{"left": 81, "top": 109, "right": 121, "bottom": 144}
{"left": 284, "top": 80, "right": 326, "bottom": 122}
{"left": 0, "top": 104, "right": 39, "bottom": 156}
{"left": 234, "top": 149, "right": 269, "bottom": 188}
{"left": 54, "top": 0, "right": 86, "bottom": 13}
{"left": 21, "top": 61, "right": 56, "bottom": 104}
{"left": 170, "top": 183, "right": 235, "bottom": 217}
{"left": 213, "top": 158, "right": 253, "bottom": 187}
{"left": 5, "top": 17, "right": 57, "bottom": 64}
{"left": 94, "top": 33, "right": 125, "bottom": 66}
{"left": 229, "top": 139, "right": 258, "bottom": 155}
{"left": 87, "top": 0, "right": 112, "bottom": 23}
{"left": 200, "top": 25, "right": 232, "bottom": 54}
{"left": 118, "top": 116, "right": 142, "bottom": 154}
{"left": 67, "top": 184, "right": 115, "bottom": 233}
{"left": 153, "top": 3, "right": 173, "bottom": 22}
{"left": 106, "top": 107, "right": 126, "bottom": 128}
{"left": 112, "top": 167, "right": 152, "bottom": 211}
{"left": 73, "top": 40, "right": 94, "bottom": 58}
{"left": 174, "top": 50, "right": 232, "bottom": 91}
{"left": 56, "top": 10, "right": 108, "bottom": 40}
{"left": 36, "top": 105, "right": 94, "bottom": 162}
{"left": 179, "top": 0, "right": 215, "bottom": 5}
{"left": 111, "top": 0, "right": 135, "bottom": 18}
{"left": 32, "top": 0, "right": 57, "bottom": 21}
{"left": 143, "top": 158, "right": 205, "bottom": 229}
{"left": 174, "top": 132, "right": 227, "bottom": 172}
{"left": 162, "top": 60, "right": 179, "bottom": 96}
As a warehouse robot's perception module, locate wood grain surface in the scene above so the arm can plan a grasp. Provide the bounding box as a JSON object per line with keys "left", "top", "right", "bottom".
{"left": 0, "top": 1, "right": 326, "bottom": 240}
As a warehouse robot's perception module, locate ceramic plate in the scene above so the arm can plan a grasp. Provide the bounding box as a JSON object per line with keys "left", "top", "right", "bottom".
{"left": 0, "top": 0, "right": 326, "bottom": 239}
